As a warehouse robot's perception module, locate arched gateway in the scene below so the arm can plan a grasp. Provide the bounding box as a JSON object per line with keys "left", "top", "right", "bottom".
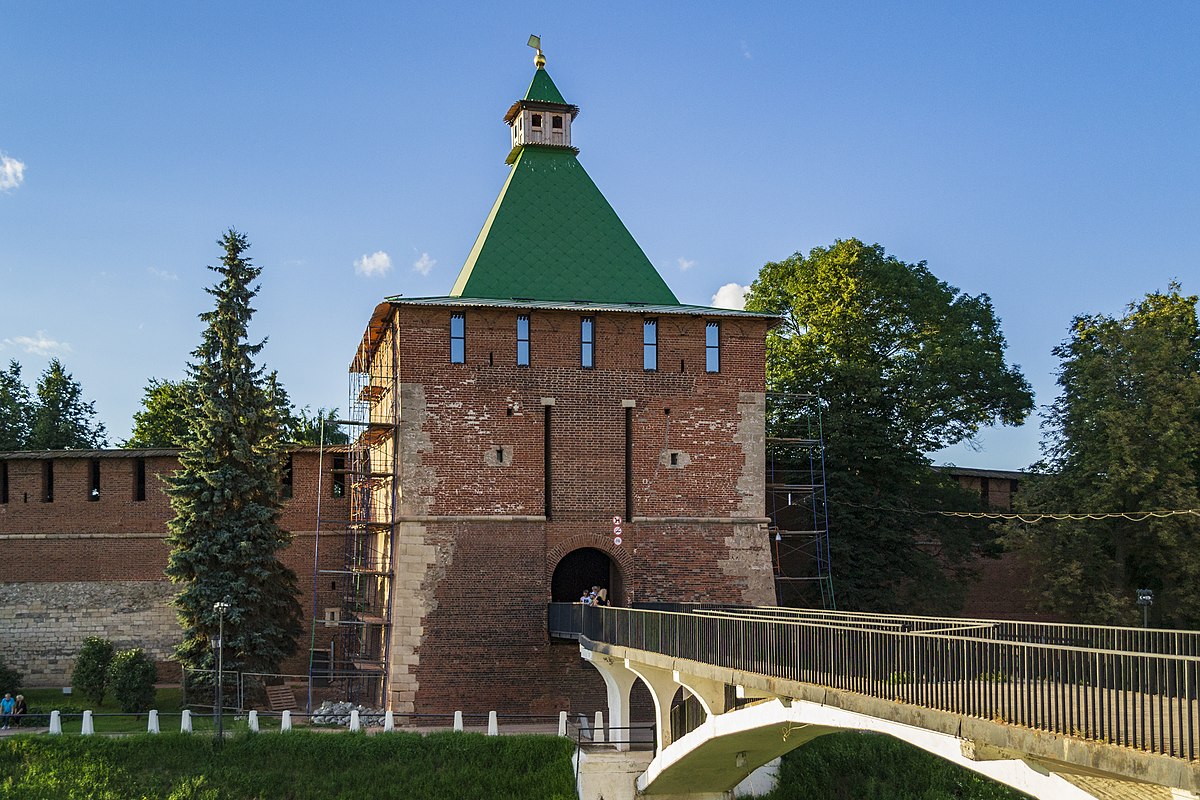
{"left": 551, "top": 547, "right": 622, "bottom": 605}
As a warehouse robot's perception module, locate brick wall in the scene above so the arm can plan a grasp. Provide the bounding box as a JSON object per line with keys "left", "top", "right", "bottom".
{"left": 0, "top": 449, "right": 348, "bottom": 684}
{"left": 380, "top": 304, "right": 776, "bottom": 714}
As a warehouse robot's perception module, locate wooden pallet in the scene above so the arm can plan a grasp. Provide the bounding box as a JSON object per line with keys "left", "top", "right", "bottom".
{"left": 266, "top": 685, "right": 297, "bottom": 711}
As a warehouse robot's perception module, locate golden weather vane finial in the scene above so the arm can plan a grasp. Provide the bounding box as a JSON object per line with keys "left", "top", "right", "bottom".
{"left": 527, "top": 34, "right": 546, "bottom": 68}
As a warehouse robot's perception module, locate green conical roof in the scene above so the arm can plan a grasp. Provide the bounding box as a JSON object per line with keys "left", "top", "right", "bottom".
{"left": 450, "top": 145, "right": 679, "bottom": 304}
{"left": 524, "top": 66, "right": 567, "bottom": 105}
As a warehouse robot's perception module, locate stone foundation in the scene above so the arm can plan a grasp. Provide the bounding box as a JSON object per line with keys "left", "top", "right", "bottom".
{"left": 0, "top": 580, "right": 178, "bottom": 685}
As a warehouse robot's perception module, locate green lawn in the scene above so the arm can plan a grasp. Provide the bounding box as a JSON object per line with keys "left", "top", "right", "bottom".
{"left": 0, "top": 730, "right": 577, "bottom": 800}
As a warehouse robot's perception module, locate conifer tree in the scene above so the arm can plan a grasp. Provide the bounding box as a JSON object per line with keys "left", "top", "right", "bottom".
{"left": 0, "top": 360, "right": 34, "bottom": 450}
{"left": 165, "top": 230, "right": 301, "bottom": 674}
{"left": 27, "top": 359, "right": 107, "bottom": 449}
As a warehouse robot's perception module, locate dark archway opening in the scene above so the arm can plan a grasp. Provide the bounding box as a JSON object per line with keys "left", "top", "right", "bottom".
{"left": 551, "top": 547, "right": 622, "bottom": 604}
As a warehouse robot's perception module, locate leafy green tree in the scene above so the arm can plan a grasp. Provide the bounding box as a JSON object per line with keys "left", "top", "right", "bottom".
{"left": 0, "top": 360, "right": 34, "bottom": 450}
{"left": 72, "top": 636, "right": 115, "bottom": 705}
{"left": 27, "top": 358, "right": 108, "bottom": 449}
{"left": 107, "top": 648, "right": 158, "bottom": 712}
{"left": 747, "top": 239, "right": 1033, "bottom": 613}
{"left": 289, "top": 406, "right": 349, "bottom": 445}
{"left": 165, "top": 230, "right": 302, "bottom": 675}
{"left": 124, "top": 378, "right": 197, "bottom": 448}
{"left": 1012, "top": 284, "right": 1200, "bottom": 627}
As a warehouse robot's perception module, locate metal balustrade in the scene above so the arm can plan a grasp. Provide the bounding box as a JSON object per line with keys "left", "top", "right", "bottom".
{"left": 549, "top": 603, "right": 1200, "bottom": 760}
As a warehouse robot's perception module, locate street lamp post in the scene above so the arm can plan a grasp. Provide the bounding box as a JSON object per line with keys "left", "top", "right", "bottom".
{"left": 212, "top": 599, "right": 231, "bottom": 743}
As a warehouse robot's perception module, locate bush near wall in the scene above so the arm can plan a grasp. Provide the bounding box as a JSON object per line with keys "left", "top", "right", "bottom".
{"left": 107, "top": 648, "right": 157, "bottom": 713}
{"left": 0, "top": 731, "right": 576, "bottom": 800}
{"left": 71, "top": 637, "right": 115, "bottom": 706}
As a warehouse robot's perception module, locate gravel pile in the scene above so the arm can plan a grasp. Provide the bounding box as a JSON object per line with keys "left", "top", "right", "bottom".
{"left": 310, "top": 700, "right": 386, "bottom": 727}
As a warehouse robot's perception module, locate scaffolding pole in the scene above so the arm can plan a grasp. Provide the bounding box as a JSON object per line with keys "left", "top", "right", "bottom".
{"left": 766, "top": 392, "right": 835, "bottom": 609}
{"left": 310, "top": 313, "right": 398, "bottom": 706}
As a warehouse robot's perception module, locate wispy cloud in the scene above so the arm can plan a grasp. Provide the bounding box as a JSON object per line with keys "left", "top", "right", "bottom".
{"left": 677, "top": 257, "right": 696, "bottom": 272}
{"left": 2, "top": 331, "right": 72, "bottom": 356}
{"left": 711, "top": 282, "right": 750, "bottom": 310}
{"left": 412, "top": 251, "right": 436, "bottom": 276}
{"left": 147, "top": 266, "right": 178, "bottom": 281}
{"left": 739, "top": 40, "right": 752, "bottom": 60}
{"left": 0, "top": 153, "right": 25, "bottom": 191}
{"left": 354, "top": 250, "right": 393, "bottom": 278}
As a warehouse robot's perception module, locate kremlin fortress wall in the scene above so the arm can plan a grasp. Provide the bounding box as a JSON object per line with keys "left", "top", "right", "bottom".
{"left": 0, "top": 49, "right": 1036, "bottom": 714}
{"left": 0, "top": 449, "right": 345, "bottom": 685}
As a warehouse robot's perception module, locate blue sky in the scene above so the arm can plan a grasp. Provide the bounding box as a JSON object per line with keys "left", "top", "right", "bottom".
{"left": 1, "top": 2, "right": 1196, "bottom": 469}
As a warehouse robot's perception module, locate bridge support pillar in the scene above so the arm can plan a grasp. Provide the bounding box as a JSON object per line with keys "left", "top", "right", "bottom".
{"left": 623, "top": 660, "right": 684, "bottom": 753}
{"left": 581, "top": 649, "right": 639, "bottom": 751}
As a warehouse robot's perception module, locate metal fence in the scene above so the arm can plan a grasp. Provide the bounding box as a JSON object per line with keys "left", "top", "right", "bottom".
{"left": 548, "top": 603, "right": 1200, "bottom": 760}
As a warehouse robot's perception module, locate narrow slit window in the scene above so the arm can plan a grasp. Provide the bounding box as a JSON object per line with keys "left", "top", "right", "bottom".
{"left": 543, "top": 405, "right": 553, "bottom": 520}
{"left": 705, "top": 321, "right": 720, "bottom": 373}
{"left": 134, "top": 458, "right": 147, "bottom": 502}
{"left": 643, "top": 319, "right": 658, "bottom": 371}
{"left": 624, "top": 407, "right": 633, "bottom": 521}
{"left": 450, "top": 314, "right": 466, "bottom": 363}
{"left": 89, "top": 459, "right": 101, "bottom": 501}
{"left": 580, "top": 317, "right": 594, "bottom": 368}
{"left": 1, "top": 461, "right": 8, "bottom": 504}
{"left": 332, "top": 455, "right": 346, "bottom": 498}
{"left": 282, "top": 454, "right": 294, "bottom": 499}
{"left": 516, "top": 315, "right": 530, "bottom": 366}
{"left": 42, "top": 460, "right": 54, "bottom": 503}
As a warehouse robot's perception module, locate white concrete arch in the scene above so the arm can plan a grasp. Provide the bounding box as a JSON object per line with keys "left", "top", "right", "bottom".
{"left": 636, "top": 697, "right": 1097, "bottom": 799}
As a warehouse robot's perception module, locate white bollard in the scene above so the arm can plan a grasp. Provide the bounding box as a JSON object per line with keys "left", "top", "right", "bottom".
{"left": 49, "top": 710, "right": 62, "bottom": 735}
{"left": 453, "top": 710, "right": 463, "bottom": 732}
{"left": 181, "top": 709, "right": 193, "bottom": 733}
{"left": 593, "top": 711, "right": 604, "bottom": 743}
{"left": 281, "top": 710, "right": 292, "bottom": 732}
{"left": 81, "top": 710, "right": 95, "bottom": 735}
{"left": 148, "top": 709, "right": 160, "bottom": 734}
{"left": 383, "top": 710, "right": 395, "bottom": 732}
{"left": 558, "top": 710, "right": 568, "bottom": 737}
{"left": 487, "top": 710, "right": 498, "bottom": 736}
{"left": 349, "top": 709, "right": 360, "bottom": 732}
{"left": 248, "top": 710, "right": 259, "bottom": 733}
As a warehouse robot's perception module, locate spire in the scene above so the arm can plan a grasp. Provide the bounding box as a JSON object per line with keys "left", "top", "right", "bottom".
{"left": 447, "top": 44, "right": 679, "bottom": 306}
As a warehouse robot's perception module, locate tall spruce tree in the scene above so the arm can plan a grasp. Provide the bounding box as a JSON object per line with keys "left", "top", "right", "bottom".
{"left": 0, "top": 360, "right": 34, "bottom": 450}
{"left": 28, "top": 359, "right": 108, "bottom": 449}
{"left": 165, "top": 230, "right": 301, "bottom": 674}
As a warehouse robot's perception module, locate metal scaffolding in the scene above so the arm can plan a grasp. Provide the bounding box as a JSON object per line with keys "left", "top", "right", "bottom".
{"left": 309, "top": 312, "right": 397, "bottom": 706}
{"left": 766, "top": 392, "right": 835, "bottom": 609}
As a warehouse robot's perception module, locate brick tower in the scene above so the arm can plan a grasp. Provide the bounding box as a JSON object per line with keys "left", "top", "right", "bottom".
{"left": 347, "top": 44, "right": 777, "bottom": 715}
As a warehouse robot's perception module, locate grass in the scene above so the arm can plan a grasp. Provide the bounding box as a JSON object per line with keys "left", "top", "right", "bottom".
{"left": 748, "top": 731, "right": 1032, "bottom": 800}
{"left": 0, "top": 730, "right": 577, "bottom": 799}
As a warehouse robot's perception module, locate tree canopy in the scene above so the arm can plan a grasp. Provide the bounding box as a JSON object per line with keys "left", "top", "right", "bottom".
{"left": 165, "top": 230, "right": 302, "bottom": 675}
{"left": 747, "top": 239, "right": 1033, "bottom": 612}
{"left": 0, "top": 360, "right": 34, "bottom": 451}
{"left": 1011, "top": 284, "right": 1200, "bottom": 627}
{"left": 0, "top": 358, "right": 107, "bottom": 450}
{"left": 124, "top": 378, "right": 197, "bottom": 448}
{"left": 126, "top": 377, "right": 346, "bottom": 448}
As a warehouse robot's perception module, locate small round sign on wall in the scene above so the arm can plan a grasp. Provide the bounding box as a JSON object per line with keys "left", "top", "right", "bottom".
{"left": 612, "top": 515, "right": 623, "bottom": 547}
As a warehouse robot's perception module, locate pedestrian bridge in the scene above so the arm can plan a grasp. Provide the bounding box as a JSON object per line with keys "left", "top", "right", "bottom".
{"left": 549, "top": 604, "right": 1200, "bottom": 799}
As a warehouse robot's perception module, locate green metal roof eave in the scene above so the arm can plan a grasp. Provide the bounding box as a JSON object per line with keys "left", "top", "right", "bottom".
{"left": 382, "top": 295, "right": 780, "bottom": 319}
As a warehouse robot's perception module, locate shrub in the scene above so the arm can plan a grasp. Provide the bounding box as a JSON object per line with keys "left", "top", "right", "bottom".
{"left": 0, "top": 655, "right": 22, "bottom": 695}
{"left": 108, "top": 648, "right": 157, "bottom": 713}
{"left": 71, "top": 637, "right": 114, "bottom": 706}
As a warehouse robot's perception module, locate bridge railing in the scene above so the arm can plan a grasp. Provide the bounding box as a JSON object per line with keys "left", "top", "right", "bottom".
{"left": 558, "top": 603, "right": 1200, "bottom": 760}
